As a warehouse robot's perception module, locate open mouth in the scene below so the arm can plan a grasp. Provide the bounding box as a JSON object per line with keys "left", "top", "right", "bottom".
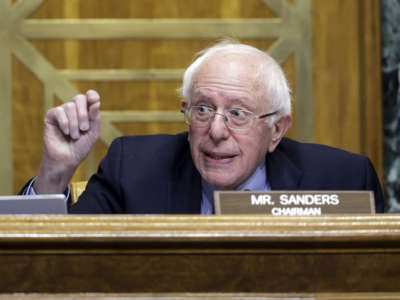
{"left": 204, "top": 151, "right": 237, "bottom": 160}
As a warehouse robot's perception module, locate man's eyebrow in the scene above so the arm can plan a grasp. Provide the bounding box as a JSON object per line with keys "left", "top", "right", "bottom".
{"left": 192, "top": 96, "right": 212, "bottom": 105}
{"left": 192, "top": 91, "right": 258, "bottom": 110}
{"left": 230, "top": 99, "right": 256, "bottom": 111}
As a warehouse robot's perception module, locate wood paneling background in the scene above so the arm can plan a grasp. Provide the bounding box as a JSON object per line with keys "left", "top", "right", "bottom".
{"left": 3, "top": 0, "right": 383, "bottom": 197}
{"left": 313, "top": 0, "right": 383, "bottom": 183}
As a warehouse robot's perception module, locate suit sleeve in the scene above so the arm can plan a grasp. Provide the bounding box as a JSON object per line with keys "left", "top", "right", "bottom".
{"left": 18, "top": 178, "right": 37, "bottom": 195}
{"left": 68, "top": 138, "right": 124, "bottom": 214}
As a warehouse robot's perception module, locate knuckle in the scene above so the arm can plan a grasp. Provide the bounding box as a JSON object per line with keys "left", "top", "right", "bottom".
{"left": 63, "top": 102, "right": 76, "bottom": 111}
{"left": 55, "top": 111, "right": 68, "bottom": 128}
{"left": 46, "top": 107, "right": 57, "bottom": 116}
{"left": 72, "top": 94, "right": 85, "bottom": 102}
{"left": 47, "top": 106, "right": 62, "bottom": 120}
{"left": 59, "top": 117, "right": 68, "bottom": 128}
{"left": 55, "top": 106, "right": 64, "bottom": 113}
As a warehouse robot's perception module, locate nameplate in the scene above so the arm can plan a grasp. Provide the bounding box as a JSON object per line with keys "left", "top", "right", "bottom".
{"left": 213, "top": 191, "right": 375, "bottom": 215}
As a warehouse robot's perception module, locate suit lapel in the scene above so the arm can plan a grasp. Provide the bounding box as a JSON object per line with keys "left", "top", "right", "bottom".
{"left": 168, "top": 143, "right": 202, "bottom": 214}
{"left": 266, "top": 144, "right": 303, "bottom": 190}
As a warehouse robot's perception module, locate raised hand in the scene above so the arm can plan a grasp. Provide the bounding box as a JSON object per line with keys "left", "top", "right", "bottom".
{"left": 34, "top": 90, "right": 101, "bottom": 194}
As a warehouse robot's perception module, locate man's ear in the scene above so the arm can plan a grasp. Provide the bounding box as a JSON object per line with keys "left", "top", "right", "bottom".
{"left": 182, "top": 101, "right": 190, "bottom": 141}
{"left": 268, "top": 115, "right": 292, "bottom": 153}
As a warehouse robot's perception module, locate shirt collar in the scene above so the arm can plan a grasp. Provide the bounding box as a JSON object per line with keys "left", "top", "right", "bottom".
{"left": 202, "top": 159, "right": 269, "bottom": 203}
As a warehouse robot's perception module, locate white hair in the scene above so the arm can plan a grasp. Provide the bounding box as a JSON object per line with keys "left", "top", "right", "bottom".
{"left": 178, "top": 41, "right": 292, "bottom": 126}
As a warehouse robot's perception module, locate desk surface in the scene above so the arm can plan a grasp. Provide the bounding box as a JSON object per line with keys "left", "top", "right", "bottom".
{"left": 1, "top": 215, "right": 400, "bottom": 298}
{"left": 1, "top": 214, "right": 399, "bottom": 241}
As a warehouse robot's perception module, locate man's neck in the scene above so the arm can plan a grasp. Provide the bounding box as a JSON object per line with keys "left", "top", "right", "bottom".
{"left": 202, "top": 159, "right": 269, "bottom": 196}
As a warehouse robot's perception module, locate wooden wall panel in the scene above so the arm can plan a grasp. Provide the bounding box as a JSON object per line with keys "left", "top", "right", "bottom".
{"left": 313, "top": 0, "right": 363, "bottom": 151}
{"left": 359, "top": 0, "right": 383, "bottom": 180}
{"left": 312, "top": 0, "right": 383, "bottom": 181}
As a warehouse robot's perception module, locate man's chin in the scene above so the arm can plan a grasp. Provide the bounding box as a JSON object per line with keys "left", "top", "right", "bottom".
{"left": 203, "top": 175, "right": 238, "bottom": 190}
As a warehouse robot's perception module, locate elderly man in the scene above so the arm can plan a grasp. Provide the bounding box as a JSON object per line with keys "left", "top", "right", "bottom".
{"left": 21, "top": 41, "right": 384, "bottom": 213}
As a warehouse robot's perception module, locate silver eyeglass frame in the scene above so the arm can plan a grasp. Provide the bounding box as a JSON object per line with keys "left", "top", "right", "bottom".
{"left": 181, "top": 106, "right": 279, "bottom": 131}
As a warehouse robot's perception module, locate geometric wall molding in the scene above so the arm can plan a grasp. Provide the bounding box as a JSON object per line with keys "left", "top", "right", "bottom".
{"left": 0, "top": 0, "right": 312, "bottom": 194}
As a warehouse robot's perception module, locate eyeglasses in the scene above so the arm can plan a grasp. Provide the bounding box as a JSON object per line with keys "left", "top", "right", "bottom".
{"left": 181, "top": 105, "right": 279, "bottom": 130}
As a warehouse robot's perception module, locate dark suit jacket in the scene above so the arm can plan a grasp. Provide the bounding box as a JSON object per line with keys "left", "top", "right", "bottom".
{"left": 67, "top": 132, "right": 384, "bottom": 213}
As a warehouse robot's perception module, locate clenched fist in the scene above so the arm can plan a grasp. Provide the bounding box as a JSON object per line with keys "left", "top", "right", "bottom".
{"left": 34, "top": 90, "right": 101, "bottom": 194}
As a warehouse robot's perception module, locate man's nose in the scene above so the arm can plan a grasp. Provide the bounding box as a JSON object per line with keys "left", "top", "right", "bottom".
{"left": 208, "top": 112, "right": 230, "bottom": 141}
